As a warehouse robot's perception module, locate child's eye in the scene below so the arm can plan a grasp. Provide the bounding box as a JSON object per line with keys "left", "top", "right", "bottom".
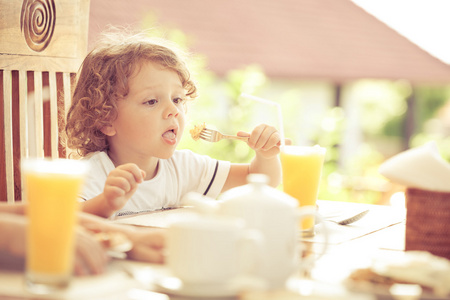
{"left": 144, "top": 99, "right": 157, "bottom": 106}
{"left": 173, "top": 97, "right": 186, "bottom": 104}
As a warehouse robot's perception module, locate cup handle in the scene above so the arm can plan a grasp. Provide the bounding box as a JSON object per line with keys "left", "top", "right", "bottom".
{"left": 295, "top": 206, "right": 329, "bottom": 271}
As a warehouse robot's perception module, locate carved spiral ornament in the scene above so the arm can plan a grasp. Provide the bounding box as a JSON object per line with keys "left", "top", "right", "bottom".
{"left": 20, "top": 0, "right": 56, "bottom": 52}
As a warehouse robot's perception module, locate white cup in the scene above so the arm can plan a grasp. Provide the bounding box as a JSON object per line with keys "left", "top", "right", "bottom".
{"left": 167, "top": 217, "right": 263, "bottom": 286}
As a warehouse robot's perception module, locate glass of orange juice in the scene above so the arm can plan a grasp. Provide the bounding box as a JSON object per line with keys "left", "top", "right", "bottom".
{"left": 22, "top": 158, "right": 89, "bottom": 294}
{"left": 280, "top": 145, "right": 326, "bottom": 237}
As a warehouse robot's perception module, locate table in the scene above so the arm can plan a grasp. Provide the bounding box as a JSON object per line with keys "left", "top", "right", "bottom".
{"left": 0, "top": 200, "right": 419, "bottom": 300}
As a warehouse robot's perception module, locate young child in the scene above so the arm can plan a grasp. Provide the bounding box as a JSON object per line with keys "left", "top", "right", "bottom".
{"left": 65, "top": 29, "right": 282, "bottom": 218}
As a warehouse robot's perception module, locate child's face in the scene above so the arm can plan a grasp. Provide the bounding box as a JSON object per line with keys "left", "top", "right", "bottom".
{"left": 105, "top": 61, "right": 186, "bottom": 160}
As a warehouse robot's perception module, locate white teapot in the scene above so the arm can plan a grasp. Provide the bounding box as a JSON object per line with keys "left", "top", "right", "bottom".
{"left": 184, "top": 174, "right": 327, "bottom": 290}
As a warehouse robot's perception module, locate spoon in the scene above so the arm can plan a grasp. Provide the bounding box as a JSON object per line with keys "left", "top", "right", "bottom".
{"left": 327, "top": 209, "right": 369, "bottom": 225}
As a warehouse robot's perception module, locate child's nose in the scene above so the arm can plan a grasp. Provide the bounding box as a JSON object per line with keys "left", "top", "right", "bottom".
{"left": 163, "top": 101, "right": 179, "bottom": 118}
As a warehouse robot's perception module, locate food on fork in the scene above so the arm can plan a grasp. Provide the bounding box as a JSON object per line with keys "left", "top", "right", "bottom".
{"left": 189, "top": 122, "right": 206, "bottom": 141}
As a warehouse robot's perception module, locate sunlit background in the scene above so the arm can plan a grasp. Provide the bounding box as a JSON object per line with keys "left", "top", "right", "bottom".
{"left": 89, "top": 0, "right": 450, "bottom": 206}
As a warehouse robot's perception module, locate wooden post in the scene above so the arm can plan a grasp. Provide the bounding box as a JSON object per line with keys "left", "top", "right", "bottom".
{"left": 403, "top": 88, "right": 416, "bottom": 150}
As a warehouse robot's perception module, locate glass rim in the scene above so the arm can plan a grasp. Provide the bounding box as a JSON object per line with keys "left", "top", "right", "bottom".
{"left": 21, "top": 158, "right": 90, "bottom": 176}
{"left": 281, "top": 145, "right": 326, "bottom": 155}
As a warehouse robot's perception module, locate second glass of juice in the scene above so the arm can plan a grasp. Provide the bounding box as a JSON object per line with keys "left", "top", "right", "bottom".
{"left": 280, "top": 145, "right": 326, "bottom": 237}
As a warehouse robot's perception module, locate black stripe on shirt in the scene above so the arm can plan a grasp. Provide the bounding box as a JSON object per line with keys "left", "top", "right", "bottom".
{"left": 203, "top": 161, "right": 219, "bottom": 196}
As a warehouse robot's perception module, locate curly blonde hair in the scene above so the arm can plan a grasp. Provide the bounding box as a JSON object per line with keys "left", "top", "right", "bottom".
{"left": 64, "top": 29, "right": 198, "bottom": 157}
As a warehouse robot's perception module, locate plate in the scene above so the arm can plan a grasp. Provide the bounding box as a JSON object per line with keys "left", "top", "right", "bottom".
{"left": 154, "top": 276, "right": 239, "bottom": 298}
{"left": 344, "top": 278, "right": 450, "bottom": 300}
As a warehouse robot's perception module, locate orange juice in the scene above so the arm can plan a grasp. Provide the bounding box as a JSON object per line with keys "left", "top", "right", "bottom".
{"left": 22, "top": 159, "right": 88, "bottom": 292}
{"left": 280, "top": 146, "right": 325, "bottom": 235}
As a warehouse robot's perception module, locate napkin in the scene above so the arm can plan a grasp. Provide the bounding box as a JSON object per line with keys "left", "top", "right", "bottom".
{"left": 379, "top": 141, "right": 450, "bottom": 192}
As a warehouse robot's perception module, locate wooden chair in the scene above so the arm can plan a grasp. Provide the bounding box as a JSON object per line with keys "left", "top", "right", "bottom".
{"left": 0, "top": 0, "right": 90, "bottom": 203}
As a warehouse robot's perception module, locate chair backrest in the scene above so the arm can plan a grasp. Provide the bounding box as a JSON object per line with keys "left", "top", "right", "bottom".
{"left": 0, "top": 0, "right": 90, "bottom": 203}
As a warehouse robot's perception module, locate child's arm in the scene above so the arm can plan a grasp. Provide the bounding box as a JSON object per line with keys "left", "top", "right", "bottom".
{"left": 0, "top": 202, "right": 26, "bottom": 215}
{"left": 0, "top": 213, "right": 27, "bottom": 258}
{"left": 80, "top": 163, "right": 145, "bottom": 218}
{"left": 223, "top": 124, "right": 283, "bottom": 190}
{"left": 78, "top": 212, "right": 165, "bottom": 263}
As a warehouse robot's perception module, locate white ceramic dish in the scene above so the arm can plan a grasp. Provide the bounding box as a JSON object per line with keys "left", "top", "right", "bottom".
{"left": 154, "top": 275, "right": 239, "bottom": 298}
{"left": 344, "top": 279, "right": 450, "bottom": 300}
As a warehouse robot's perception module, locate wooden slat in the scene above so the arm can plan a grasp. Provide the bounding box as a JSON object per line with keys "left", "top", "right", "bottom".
{"left": 19, "top": 71, "right": 28, "bottom": 159}
{"left": 63, "top": 73, "right": 71, "bottom": 116}
{"left": 49, "top": 71, "right": 58, "bottom": 158}
{"left": 3, "top": 70, "right": 14, "bottom": 203}
{"left": 33, "top": 72, "right": 44, "bottom": 158}
{"left": 63, "top": 72, "right": 71, "bottom": 158}
{"left": 19, "top": 70, "right": 28, "bottom": 201}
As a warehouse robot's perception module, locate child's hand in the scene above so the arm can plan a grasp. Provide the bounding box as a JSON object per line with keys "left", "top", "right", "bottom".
{"left": 238, "top": 124, "right": 282, "bottom": 159}
{"left": 74, "top": 228, "right": 108, "bottom": 276}
{"left": 103, "top": 164, "right": 146, "bottom": 212}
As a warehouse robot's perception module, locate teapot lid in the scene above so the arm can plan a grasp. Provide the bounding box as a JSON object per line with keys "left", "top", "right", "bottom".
{"left": 246, "top": 173, "right": 269, "bottom": 185}
{"left": 220, "top": 174, "right": 298, "bottom": 208}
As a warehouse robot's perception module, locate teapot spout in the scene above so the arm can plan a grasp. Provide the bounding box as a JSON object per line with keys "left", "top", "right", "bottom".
{"left": 181, "top": 192, "right": 219, "bottom": 216}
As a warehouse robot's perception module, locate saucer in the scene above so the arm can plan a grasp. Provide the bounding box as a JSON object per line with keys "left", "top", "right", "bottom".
{"left": 154, "top": 276, "right": 239, "bottom": 298}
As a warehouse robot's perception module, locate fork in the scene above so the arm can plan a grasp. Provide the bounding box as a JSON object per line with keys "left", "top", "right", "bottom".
{"left": 327, "top": 209, "right": 369, "bottom": 225}
{"left": 199, "top": 128, "right": 249, "bottom": 143}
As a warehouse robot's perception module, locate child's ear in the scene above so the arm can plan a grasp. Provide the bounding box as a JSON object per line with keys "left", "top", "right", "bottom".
{"left": 100, "top": 125, "right": 116, "bottom": 136}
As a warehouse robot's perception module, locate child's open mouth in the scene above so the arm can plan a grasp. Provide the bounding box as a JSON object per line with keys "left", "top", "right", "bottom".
{"left": 162, "top": 129, "right": 176, "bottom": 139}
{"left": 162, "top": 128, "right": 177, "bottom": 145}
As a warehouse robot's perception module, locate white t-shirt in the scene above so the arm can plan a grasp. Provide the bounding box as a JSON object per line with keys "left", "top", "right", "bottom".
{"left": 80, "top": 150, "right": 231, "bottom": 217}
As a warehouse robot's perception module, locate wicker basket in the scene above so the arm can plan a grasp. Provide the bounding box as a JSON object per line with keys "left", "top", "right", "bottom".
{"left": 405, "top": 188, "right": 450, "bottom": 260}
